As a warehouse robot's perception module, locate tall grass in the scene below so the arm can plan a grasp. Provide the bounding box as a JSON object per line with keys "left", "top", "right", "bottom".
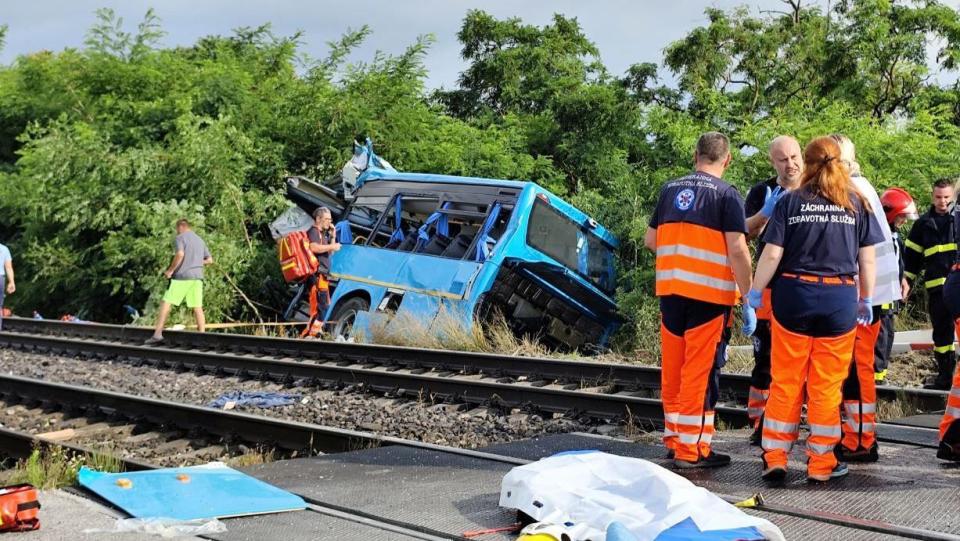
{"left": 6, "top": 446, "right": 124, "bottom": 489}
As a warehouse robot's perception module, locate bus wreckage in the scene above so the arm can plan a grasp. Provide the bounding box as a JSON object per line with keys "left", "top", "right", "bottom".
{"left": 272, "top": 140, "right": 621, "bottom": 351}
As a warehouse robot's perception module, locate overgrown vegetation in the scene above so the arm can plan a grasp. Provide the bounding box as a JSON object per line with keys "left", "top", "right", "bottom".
{"left": 1, "top": 3, "right": 959, "bottom": 353}
{"left": 4, "top": 446, "right": 123, "bottom": 489}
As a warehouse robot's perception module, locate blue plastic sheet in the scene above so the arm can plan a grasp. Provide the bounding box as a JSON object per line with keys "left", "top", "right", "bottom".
{"left": 78, "top": 463, "right": 307, "bottom": 520}
{"left": 207, "top": 391, "right": 301, "bottom": 409}
{"left": 654, "top": 518, "right": 764, "bottom": 541}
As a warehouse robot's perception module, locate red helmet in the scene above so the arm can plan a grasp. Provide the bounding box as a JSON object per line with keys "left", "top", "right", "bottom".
{"left": 880, "top": 187, "right": 919, "bottom": 224}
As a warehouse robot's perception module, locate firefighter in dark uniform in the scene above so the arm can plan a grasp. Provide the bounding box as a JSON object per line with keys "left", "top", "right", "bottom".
{"left": 645, "top": 132, "right": 754, "bottom": 469}
{"left": 742, "top": 135, "right": 803, "bottom": 444}
{"left": 904, "top": 179, "right": 957, "bottom": 390}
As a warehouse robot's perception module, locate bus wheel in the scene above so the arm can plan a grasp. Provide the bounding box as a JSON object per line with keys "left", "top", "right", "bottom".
{"left": 331, "top": 297, "right": 370, "bottom": 340}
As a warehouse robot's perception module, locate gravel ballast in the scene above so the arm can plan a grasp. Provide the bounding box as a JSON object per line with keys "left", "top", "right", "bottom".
{"left": 0, "top": 348, "right": 600, "bottom": 450}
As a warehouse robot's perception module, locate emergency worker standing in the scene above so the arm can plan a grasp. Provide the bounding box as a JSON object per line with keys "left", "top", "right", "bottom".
{"left": 935, "top": 194, "right": 960, "bottom": 461}
{"left": 302, "top": 207, "right": 341, "bottom": 338}
{"left": 644, "top": 132, "right": 753, "bottom": 469}
{"left": 742, "top": 135, "right": 803, "bottom": 443}
{"left": 876, "top": 188, "right": 918, "bottom": 382}
{"left": 832, "top": 134, "right": 900, "bottom": 462}
{"left": 747, "top": 136, "right": 884, "bottom": 483}
{"left": 904, "top": 179, "right": 957, "bottom": 390}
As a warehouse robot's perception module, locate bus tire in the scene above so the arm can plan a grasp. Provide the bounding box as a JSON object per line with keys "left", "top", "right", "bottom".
{"left": 331, "top": 297, "right": 370, "bottom": 340}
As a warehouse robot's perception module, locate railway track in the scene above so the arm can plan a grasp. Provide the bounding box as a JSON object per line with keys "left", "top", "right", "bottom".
{"left": 0, "top": 373, "right": 952, "bottom": 541}
{"left": 0, "top": 317, "right": 948, "bottom": 420}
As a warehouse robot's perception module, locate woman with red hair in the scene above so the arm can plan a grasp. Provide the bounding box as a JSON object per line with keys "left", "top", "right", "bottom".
{"left": 746, "top": 136, "right": 885, "bottom": 483}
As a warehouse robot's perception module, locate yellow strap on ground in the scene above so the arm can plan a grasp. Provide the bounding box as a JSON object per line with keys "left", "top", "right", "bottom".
{"left": 924, "top": 243, "right": 957, "bottom": 257}
{"left": 905, "top": 270, "right": 917, "bottom": 280}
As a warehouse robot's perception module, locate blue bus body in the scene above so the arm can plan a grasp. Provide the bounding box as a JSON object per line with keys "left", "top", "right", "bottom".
{"left": 287, "top": 167, "right": 620, "bottom": 350}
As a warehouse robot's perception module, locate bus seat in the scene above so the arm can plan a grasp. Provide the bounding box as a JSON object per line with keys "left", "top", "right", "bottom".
{"left": 440, "top": 233, "right": 473, "bottom": 259}
{"left": 421, "top": 234, "right": 452, "bottom": 255}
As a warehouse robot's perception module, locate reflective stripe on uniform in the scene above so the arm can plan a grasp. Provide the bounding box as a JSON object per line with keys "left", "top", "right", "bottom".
{"left": 934, "top": 343, "right": 956, "bottom": 353}
{"left": 808, "top": 442, "right": 835, "bottom": 455}
{"left": 747, "top": 407, "right": 765, "bottom": 417}
{"left": 763, "top": 418, "right": 799, "bottom": 434}
{"left": 926, "top": 277, "right": 947, "bottom": 289}
{"left": 905, "top": 239, "right": 923, "bottom": 253}
{"left": 655, "top": 269, "right": 737, "bottom": 291}
{"left": 945, "top": 405, "right": 960, "bottom": 419}
{"left": 761, "top": 438, "right": 793, "bottom": 450}
{"left": 924, "top": 243, "right": 957, "bottom": 257}
{"left": 676, "top": 413, "right": 706, "bottom": 426}
{"left": 951, "top": 388, "right": 960, "bottom": 400}
{"left": 844, "top": 402, "right": 876, "bottom": 415}
{"left": 656, "top": 245, "right": 729, "bottom": 266}
{"left": 678, "top": 433, "right": 703, "bottom": 444}
{"left": 809, "top": 423, "right": 841, "bottom": 438}
{"left": 905, "top": 271, "right": 917, "bottom": 280}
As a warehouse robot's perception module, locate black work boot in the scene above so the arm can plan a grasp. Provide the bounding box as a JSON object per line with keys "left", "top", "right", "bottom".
{"left": 835, "top": 442, "right": 879, "bottom": 463}
{"left": 674, "top": 451, "right": 731, "bottom": 469}
{"left": 925, "top": 352, "right": 955, "bottom": 390}
{"left": 937, "top": 421, "right": 960, "bottom": 462}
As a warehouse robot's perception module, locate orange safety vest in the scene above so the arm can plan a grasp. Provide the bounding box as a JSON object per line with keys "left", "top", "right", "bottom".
{"left": 655, "top": 221, "right": 738, "bottom": 305}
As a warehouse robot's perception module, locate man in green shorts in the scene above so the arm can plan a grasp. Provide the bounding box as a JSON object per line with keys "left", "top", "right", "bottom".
{"left": 145, "top": 219, "right": 213, "bottom": 344}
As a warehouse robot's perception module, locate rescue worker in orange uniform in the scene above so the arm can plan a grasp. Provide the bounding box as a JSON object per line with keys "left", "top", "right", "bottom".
{"left": 303, "top": 206, "right": 341, "bottom": 337}
{"left": 742, "top": 135, "right": 803, "bottom": 444}
{"left": 936, "top": 187, "right": 960, "bottom": 462}
{"left": 832, "top": 134, "right": 902, "bottom": 463}
{"left": 645, "top": 132, "right": 754, "bottom": 469}
{"left": 748, "top": 136, "right": 884, "bottom": 483}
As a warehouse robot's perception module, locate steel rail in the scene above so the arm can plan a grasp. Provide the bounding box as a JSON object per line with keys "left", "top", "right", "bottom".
{"left": 1, "top": 317, "right": 947, "bottom": 412}
{"left": 0, "top": 330, "right": 745, "bottom": 426}
{"left": 0, "top": 376, "right": 948, "bottom": 541}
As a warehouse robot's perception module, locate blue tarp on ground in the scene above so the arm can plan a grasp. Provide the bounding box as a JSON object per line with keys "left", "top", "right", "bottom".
{"left": 207, "top": 391, "right": 301, "bottom": 409}
{"left": 78, "top": 463, "right": 307, "bottom": 520}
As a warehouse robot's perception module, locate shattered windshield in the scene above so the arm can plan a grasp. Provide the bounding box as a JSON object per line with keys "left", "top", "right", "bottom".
{"left": 526, "top": 199, "right": 616, "bottom": 296}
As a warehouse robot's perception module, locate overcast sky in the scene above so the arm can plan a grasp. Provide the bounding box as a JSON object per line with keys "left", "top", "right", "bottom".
{"left": 2, "top": 1, "right": 958, "bottom": 89}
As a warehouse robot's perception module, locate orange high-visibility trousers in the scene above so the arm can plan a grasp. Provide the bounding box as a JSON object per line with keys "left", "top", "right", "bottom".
{"left": 762, "top": 317, "right": 855, "bottom": 477}
{"left": 660, "top": 299, "right": 726, "bottom": 462}
{"left": 300, "top": 274, "right": 331, "bottom": 338}
{"left": 938, "top": 319, "right": 960, "bottom": 442}
{"left": 840, "top": 317, "right": 881, "bottom": 452}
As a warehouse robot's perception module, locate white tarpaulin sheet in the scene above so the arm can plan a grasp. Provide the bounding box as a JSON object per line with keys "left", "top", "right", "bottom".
{"left": 499, "top": 451, "right": 785, "bottom": 541}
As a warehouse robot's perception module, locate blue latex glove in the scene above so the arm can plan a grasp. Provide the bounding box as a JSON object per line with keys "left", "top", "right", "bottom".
{"left": 857, "top": 297, "right": 874, "bottom": 326}
{"left": 746, "top": 288, "right": 764, "bottom": 309}
{"left": 742, "top": 304, "right": 757, "bottom": 337}
{"left": 760, "top": 186, "right": 785, "bottom": 218}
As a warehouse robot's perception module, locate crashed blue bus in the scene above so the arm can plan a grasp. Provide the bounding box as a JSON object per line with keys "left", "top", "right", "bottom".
{"left": 281, "top": 143, "right": 620, "bottom": 351}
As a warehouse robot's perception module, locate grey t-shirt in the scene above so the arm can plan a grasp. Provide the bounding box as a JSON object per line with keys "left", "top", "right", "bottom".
{"left": 0, "top": 244, "right": 10, "bottom": 277}
{"left": 172, "top": 231, "right": 210, "bottom": 280}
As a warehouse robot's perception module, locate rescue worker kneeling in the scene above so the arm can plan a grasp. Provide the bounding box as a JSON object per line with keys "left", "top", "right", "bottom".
{"left": 746, "top": 136, "right": 884, "bottom": 483}
{"left": 645, "top": 132, "right": 754, "bottom": 469}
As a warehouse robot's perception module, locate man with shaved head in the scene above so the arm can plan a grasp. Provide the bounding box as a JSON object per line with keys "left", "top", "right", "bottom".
{"left": 742, "top": 135, "right": 804, "bottom": 444}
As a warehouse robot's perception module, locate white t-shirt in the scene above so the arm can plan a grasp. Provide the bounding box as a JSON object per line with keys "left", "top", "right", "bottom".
{"left": 0, "top": 244, "right": 10, "bottom": 278}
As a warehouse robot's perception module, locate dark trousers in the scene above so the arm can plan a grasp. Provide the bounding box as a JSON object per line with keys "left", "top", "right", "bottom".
{"left": 929, "top": 287, "right": 957, "bottom": 387}
{"left": 875, "top": 310, "right": 895, "bottom": 373}
{"left": 0, "top": 287, "right": 4, "bottom": 331}
{"left": 750, "top": 319, "right": 772, "bottom": 390}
